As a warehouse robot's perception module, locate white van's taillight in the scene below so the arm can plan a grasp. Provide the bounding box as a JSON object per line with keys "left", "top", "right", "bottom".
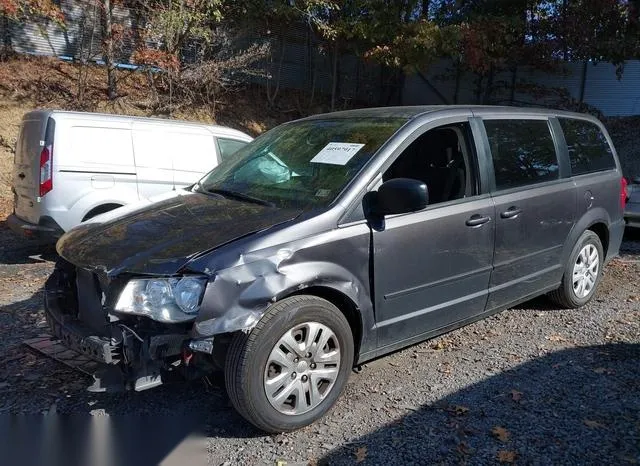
{"left": 39, "top": 145, "right": 53, "bottom": 197}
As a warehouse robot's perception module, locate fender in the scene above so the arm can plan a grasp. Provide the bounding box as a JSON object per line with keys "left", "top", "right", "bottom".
{"left": 67, "top": 187, "right": 143, "bottom": 229}
{"left": 190, "top": 234, "right": 376, "bottom": 358}
{"left": 561, "top": 206, "right": 611, "bottom": 265}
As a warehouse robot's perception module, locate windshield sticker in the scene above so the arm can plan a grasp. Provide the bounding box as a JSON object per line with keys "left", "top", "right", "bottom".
{"left": 310, "top": 142, "right": 365, "bottom": 166}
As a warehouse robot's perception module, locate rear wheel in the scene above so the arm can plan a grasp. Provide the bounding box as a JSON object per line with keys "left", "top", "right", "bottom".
{"left": 549, "top": 230, "right": 604, "bottom": 308}
{"left": 224, "top": 296, "right": 354, "bottom": 433}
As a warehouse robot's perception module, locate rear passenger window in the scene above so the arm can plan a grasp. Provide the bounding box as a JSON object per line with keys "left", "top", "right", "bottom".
{"left": 559, "top": 118, "right": 616, "bottom": 176}
{"left": 484, "top": 119, "right": 559, "bottom": 190}
{"left": 217, "top": 138, "right": 248, "bottom": 160}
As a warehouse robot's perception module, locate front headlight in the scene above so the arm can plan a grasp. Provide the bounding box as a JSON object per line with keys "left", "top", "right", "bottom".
{"left": 115, "top": 276, "right": 207, "bottom": 323}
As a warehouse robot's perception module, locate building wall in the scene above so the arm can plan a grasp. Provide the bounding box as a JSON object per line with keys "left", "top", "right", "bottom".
{"left": 403, "top": 60, "right": 640, "bottom": 117}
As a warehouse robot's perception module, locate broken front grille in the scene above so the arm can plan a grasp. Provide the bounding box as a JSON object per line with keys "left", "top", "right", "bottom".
{"left": 75, "top": 267, "right": 109, "bottom": 336}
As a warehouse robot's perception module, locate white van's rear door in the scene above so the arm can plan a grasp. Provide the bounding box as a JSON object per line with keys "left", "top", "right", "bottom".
{"left": 12, "top": 111, "right": 51, "bottom": 224}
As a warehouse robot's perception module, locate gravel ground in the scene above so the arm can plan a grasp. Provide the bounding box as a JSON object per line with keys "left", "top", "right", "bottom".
{"left": 0, "top": 225, "right": 638, "bottom": 465}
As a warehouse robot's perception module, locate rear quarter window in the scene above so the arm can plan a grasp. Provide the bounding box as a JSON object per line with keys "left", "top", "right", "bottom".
{"left": 559, "top": 118, "right": 616, "bottom": 176}
{"left": 484, "top": 119, "right": 559, "bottom": 190}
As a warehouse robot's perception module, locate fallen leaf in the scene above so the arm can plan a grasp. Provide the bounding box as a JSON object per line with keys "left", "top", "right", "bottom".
{"left": 431, "top": 339, "right": 450, "bottom": 350}
{"left": 457, "top": 441, "right": 473, "bottom": 455}
{"left": 593, "top": 367, "right": 616, "bottom": 375}
{"left": 497, "top": 450, "right": 518, "bottom": 463}
{"left": 275, "top": 461, "right": 287, "bottom": 466}
{"left": 447, "top": 405, "right": 470, "bottom": 416}
{"left": 583, "top": 419, "right": 606, "bottom": 429}
{"left": 547, "top": 334, "right": 566, "bottom": 342}
{"left": 491, "top": 426, "right": 511, "bottom": 442}
{"left": 355, "top": 446, "right": 367, "bottom": 463}
{"left": 510, "top": 390, "right": 523, "bottom": 402}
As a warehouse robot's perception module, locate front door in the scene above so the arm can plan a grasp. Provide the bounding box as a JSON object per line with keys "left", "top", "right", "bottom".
{"left": 371, "top": 121, "right": 495, "bottom": 349}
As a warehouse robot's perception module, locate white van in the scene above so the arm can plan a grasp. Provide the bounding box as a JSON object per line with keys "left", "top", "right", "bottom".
{"left": 8, "top": 110, "right": 252, "bottom": 240}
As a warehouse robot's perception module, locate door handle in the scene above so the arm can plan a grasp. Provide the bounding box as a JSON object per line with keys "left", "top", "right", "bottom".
{"left": 18, "top": 172, "right": 25, "bottom": 179}
{"left": 466, "top": 214, "right": 491, "bottom": 227}
{"left": 500, "top": 207, "right": 522, "bottom": 219}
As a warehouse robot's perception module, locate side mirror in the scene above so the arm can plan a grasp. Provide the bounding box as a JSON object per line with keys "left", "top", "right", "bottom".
{"left": 373, "top": 178, "right": 428, "bottom": 216}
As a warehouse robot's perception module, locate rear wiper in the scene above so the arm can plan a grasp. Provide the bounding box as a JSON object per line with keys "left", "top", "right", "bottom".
{"left": 205, "top": 188, "right": 275, "bottom": 207}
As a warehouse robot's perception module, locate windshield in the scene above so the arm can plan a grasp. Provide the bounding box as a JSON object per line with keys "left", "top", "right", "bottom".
{"left": 195, "top": 117, "right": 407, "bottom": 210}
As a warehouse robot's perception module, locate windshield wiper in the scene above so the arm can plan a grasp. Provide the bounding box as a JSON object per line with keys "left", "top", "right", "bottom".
{"left": 205, "top": 188, "right": 275, "bottom": 207}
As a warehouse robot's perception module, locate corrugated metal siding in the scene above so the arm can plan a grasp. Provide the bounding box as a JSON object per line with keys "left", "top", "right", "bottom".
{"left": 403, "top": 59, "right": 640, "bottom": 116}
{"left": 255, "top": 22, "right": 386, "bottom": 105}
{"left": 583, "top": 61, "right": 640, "bottom": 116}
{"left": 6, "top": 0, "right": 134, "bottom": 61}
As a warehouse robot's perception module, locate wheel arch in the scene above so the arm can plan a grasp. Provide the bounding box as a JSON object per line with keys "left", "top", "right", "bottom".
{"left": 586, "top": 221, "right": 609, "bottom": 258}
{"left": 82, "top": 203, "right": 124, "bottom": 221}
{"left": 562, "top": 207, "right": 611, "bottom": 264}
{"left": 287, "top": 286, "right": 363, "bottom": 365}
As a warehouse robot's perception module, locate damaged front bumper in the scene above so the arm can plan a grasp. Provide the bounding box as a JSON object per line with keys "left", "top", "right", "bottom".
{"left": 44, "top": 261, "right": 212, "bottom": 392}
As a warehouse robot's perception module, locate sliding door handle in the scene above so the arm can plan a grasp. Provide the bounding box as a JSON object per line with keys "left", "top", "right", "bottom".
{"left": 466, "top": 214, "right": 491, "bottom": 227}
{"left": 500, "top": 207, "right": 522, "bottom": 219}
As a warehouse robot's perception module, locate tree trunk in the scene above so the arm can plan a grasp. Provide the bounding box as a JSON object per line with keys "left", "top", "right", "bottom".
{"left": 101, "top": 0, "right": 117, "bottom": 100}
{"left": 453, "top": 64, "right": 461, "bottom": 104}
{"left": 509, "top": 66, "right": 517, "bottom": 104}
{"left": 267, "top": 36, "right": 285, "bottom": 107}
{"left": 330, "top": 41, "right": 339, "bottom": 112}
{"left": 482, "top": 66, "right": 494, "bottom": 104}
{"left": 1, "top": 15, "right": 12, "bottom": 56}
{"left": 474, "top": 74, "right": 483, "bottom": 104}
{"left": 421, "top": 0, "right": 430, "bottom": 19}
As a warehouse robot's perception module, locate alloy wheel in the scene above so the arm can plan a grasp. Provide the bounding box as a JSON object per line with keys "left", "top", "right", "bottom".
{"left": 263, "top": 322, "right": 341, "bottom": 415}
{"left": 572, "top": 244, "right": 599, "bottom": 299}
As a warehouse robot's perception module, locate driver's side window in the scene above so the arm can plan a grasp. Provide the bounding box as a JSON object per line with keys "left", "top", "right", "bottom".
{"left": 382, "top": 122, "right": 477, "bottom": 205}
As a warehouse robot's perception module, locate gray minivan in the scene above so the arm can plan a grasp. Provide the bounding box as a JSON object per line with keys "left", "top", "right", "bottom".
{"left": 44, "top": 106, "right": 626, "bottom": 432}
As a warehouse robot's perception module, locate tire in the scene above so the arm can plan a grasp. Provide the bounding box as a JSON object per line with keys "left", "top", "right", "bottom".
{"left": 224, "top": 295, "right": 354, "bottom": 433}
{"left": 548, "top": 230, "right": 604, "bottom": 308}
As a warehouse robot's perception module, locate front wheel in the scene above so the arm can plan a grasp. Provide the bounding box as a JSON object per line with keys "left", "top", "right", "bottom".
{"left": 224, "top": 295, "right": 354, "bottom": 433}
{"left": 548, "top": 230, "right": 604, "bottom": 308}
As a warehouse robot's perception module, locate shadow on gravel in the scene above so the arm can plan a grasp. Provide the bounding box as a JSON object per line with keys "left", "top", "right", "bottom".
{"left": 621, "top": 228, "right": 640, "bottom": 256}
{"left": 512, "top": 295, "right": 559, "bottom": 311}
{"left": 1, "top": 287, "right": 46, "bottom": 314}
{"left": 0, "top": 221, "right": 57, "bottom": 264}
{"left": 321, "top": 343, "right": 640, "bottom": 465}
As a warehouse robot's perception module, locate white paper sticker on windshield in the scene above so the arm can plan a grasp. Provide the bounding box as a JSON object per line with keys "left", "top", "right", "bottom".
{"left": 310, "top": 142, "right": 365, "bottom": 166}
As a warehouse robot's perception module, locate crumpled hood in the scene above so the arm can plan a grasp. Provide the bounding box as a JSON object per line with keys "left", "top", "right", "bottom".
{"left": 57, "top": 191, "right": 302, "bottom": 276}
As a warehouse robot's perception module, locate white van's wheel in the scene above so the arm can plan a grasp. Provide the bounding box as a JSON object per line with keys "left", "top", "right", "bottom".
{"left": 224, "top": 296, "right": 353, "bottom": 433}
{"left": 549, "top": 230, "right": 604, "bottom": 308}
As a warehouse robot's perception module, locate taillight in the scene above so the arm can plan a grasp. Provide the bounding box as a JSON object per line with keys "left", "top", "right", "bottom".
{"left": 620, "top": 177, "right": 628, "bottom": 210}
{"left": 39, "top": 144, "right": 53, "bottom": 197}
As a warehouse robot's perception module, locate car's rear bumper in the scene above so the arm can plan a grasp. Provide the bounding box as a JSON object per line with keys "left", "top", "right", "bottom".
{"left": 7, "top": 213, "right": 64, "bottom": 241}
{"left": 607, "top": 219, "right": 626, "bottom": 262}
